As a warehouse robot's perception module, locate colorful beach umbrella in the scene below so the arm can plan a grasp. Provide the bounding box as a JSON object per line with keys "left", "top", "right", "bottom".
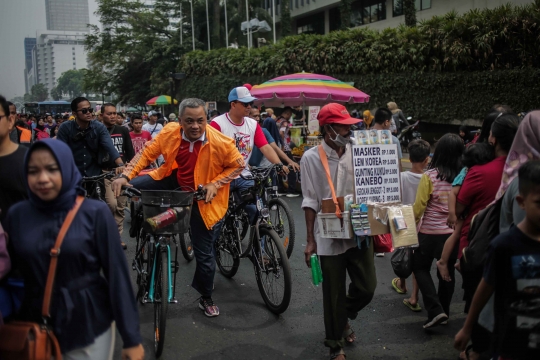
{"left": 251, "top": 72, "right": 370, "bottom": 107}
{"left": 146, "top": 95, "right": 178, "bottom": 106}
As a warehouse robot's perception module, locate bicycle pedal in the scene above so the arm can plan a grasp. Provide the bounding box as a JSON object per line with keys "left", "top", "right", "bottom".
{"left": 170, "top": 298, "right": 178, "bottom": 304}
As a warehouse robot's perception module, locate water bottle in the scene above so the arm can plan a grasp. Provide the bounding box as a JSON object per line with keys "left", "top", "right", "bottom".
{"left": 310, "top": 254, "right": 323, "bottom": 286}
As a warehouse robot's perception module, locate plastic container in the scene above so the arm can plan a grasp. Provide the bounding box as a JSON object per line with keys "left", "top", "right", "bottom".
{"left": 317, "top": 211, "right": 352, "bottom": 239}
{"left": 141, "top": 190, "right": 193, "bottom": 234}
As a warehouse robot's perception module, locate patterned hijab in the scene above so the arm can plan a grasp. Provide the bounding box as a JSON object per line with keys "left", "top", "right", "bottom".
{"left": 363, "top": 110, "right": 374, "bottom": 128}
{"left": 495, "top": 111, "right": 540, "bottom": 200}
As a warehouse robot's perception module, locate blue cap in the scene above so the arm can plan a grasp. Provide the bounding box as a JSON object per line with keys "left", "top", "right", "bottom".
{"left": 228, "top": 86, "right": 257, "bottom": 103}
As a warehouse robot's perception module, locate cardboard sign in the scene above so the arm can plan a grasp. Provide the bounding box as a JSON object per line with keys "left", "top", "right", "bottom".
{"left": 352, "top": 144, "right": 401, "bottom": 204}
{"left": 308, "top": 106, "right": 320, "bottom": 122}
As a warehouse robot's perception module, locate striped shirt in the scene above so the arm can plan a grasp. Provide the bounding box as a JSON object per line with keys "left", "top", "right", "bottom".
{"left": 413, "top": 169, "right": 453, "bottom": 235}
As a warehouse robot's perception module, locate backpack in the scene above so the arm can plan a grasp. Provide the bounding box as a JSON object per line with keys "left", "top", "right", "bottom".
{"left": 460, "top": 197, "right": 503, "bottom": 273}
{"left": 35, "top": 129, "right": 50, "bottom": 141}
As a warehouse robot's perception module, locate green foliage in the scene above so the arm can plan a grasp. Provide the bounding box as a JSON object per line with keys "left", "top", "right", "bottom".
{"left": 50, "top": 87, "right": 62, "bottom": 101}
{"left": 180, "top": 68, "right": 540, "bottom": 123}
{"left": 403, "top": 0, "right": 416, "bottom": 27}
{"left": 339, "top": 0, "right": 353, "bottom": 30}
{"left": 56, "top": 69, "right": 85, "bottom": 98}
{"left": 181, "top": 2, "right": 540, "bottom": 76}
{"left": 280, "top": 0, "right": 291, "bottom": 37}
{"left": 30, "top": 84, "right": 49, "bottom": 102}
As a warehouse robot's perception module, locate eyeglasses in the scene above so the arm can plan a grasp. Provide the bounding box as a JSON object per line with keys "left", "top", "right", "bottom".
{"left": 235, "top": 101, "right": 254, "bottom": 108}
{"left": 76, "top": 107, "right": 94, "bottom": 114}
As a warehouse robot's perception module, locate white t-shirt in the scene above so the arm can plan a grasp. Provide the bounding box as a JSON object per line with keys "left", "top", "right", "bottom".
{"left": 142, "top": 122, "right": 164, "bottom": 139}
{"left": 210, "top": 113, "right": 268, "bottom": 177}
{"left": 400, "top": 171, "right": 423, "bottom": 205}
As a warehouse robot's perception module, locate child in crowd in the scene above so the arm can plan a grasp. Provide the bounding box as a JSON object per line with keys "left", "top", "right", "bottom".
{"left": 280, "top": 119, "right": 291, "bottom": 152}
{"left": 436, "top": 142, "right": 495, "bottom": 281}
{"left": 392, "top": 140, "right": 431, "bottom": 313}
{"left": 412, "top": 133, "right": 464, "bottom": 328}
{"left": 454, "top": 160, "right": 540, "bottom": 359}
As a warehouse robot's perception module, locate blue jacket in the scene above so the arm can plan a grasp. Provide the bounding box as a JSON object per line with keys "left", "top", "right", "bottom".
{"left": 262, "top": 117, "right": 283, "bottom": 148}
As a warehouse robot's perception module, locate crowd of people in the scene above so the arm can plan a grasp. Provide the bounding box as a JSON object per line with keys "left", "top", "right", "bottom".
{"left": 0, "top": 85, "right": 539, "bottom": 360}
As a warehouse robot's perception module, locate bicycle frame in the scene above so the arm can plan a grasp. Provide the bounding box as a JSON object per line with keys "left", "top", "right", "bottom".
{"left": 148, "top": 237, "right": 174, "bottom": 303}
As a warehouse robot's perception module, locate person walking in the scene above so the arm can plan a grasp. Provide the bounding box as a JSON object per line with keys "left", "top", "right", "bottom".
{"left": 412, "top": 133, "right": 464, "bottom": 328}
{"left": 4, "top": 139, "right": 144, "bottom": 359}
{"left": 112, "top": 98, "right": 245, "bottom": 317}
{"left": 302, "top": 103, "right": 376, "bottom": 360}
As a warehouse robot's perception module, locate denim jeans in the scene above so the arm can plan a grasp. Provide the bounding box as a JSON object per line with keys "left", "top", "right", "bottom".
{"left": 129, "top": 170, "right": 216, "bottom": 297}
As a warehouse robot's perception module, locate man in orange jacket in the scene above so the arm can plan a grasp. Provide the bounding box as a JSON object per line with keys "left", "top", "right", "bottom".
{"left": 112, "top": 98, "right": 244, "bottom": 317}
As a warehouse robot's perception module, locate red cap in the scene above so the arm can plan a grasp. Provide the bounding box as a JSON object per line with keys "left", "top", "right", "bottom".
{"left": 317, "top": 103, "right": 359, "bottom": 126}
{"left": 243, "top": 83, "right": 253, "bottom": 91}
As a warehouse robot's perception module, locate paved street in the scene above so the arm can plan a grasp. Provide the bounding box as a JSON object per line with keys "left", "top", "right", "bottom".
{"left": 114, "top": 193, "right": 465, "bottom": 360}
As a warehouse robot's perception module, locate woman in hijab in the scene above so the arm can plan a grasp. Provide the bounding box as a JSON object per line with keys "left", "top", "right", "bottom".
{"left": 498, "top": 111, "right": 540, "bottom": 232}
{"left": 33, "top": 117, "right": 49, "bottom": 139}
{"left": 4, "top": 139, "right": 143, "bottom": 360}
{"left": 363, "top": 110, "right": 374, "bottom": 129}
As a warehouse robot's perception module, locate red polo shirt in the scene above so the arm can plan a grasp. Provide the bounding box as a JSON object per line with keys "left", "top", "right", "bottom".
{"left": 175, "top": 133, "right": 205, "bottom": 190}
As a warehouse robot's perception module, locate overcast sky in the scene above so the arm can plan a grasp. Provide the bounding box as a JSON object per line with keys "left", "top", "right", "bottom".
{"left": 0, "top": 0, "right": 100, "bottom": 101}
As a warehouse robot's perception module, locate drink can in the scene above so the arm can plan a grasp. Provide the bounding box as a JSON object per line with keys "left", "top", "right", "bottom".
{"left": 144, "top": 208, "right": 178, "bottom": 232}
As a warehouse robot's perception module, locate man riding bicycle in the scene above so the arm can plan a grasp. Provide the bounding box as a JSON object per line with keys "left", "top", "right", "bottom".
{"left": 111, "top": 98, "right": 244, "bottom": 317}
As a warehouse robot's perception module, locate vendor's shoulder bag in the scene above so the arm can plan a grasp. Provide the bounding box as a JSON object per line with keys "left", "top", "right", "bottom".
{"left": 318, "top": 145, "right": 343, "bottom": 220}
{"left": 0, "top": 196, "right": 84, "bottom": 360}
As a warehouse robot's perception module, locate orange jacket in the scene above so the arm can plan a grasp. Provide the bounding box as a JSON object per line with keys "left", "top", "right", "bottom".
{"left": 123, "top": 123, "right": 245, "bottom": 229}
{"left": 16, "top": 126, "right": 32, "bottom": 143}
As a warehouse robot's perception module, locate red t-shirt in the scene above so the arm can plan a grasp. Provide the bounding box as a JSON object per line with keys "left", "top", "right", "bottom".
{"left": 130, "top": 131, "right": 152, "bottom": 154}
{"left": 175, "top": 138, "right": 203, "bottom": 190}
{"left": 456, "top": 156, "right": 506, "bottom": 256}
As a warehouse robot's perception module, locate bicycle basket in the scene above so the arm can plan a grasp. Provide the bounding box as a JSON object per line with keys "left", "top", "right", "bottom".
{"left": 141, "top": 190, "right": 194, "bottom": 234}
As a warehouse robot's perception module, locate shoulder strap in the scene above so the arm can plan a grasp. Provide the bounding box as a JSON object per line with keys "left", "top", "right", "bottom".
{"left": 318, "top": 145, "right": 342, "bottom": 219}
{"left": 42, "top": 196, "right": 85, "bottom": 318}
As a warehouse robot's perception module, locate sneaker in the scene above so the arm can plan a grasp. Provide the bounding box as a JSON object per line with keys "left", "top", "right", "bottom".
{"left": 375, "top": 252, "right": 385, "bottom": 257}
{"left": 199, "top": 297, "right": 219, "bottom": 317}
{"left": 286, "top": 193, "right": 300, "bottom": 198}
{"left": 423, "top": 313, "right": 448, "bottom": 329}
{"left": 441, "top": 320, "right": 448, "bottom": 325}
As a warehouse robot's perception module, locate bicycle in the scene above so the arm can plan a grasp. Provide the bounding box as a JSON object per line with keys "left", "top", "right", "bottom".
{"left": 123, "top": 185, "right": 205, "bottom": 358}
{"left": 81, "top": 171, "right": 116, "bottom": 200}
{"left": 265, "top": 171, "right": 296, "bottom": 258}
{"left": 214, "top": 165, "right": 292, "bottom": 314}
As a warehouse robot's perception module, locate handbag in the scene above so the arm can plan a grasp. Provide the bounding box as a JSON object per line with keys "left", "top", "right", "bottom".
{"left": 0, "top": 196, "right": 84, "bottom": 360}
{"left": 373, "top": 233, "right": 393, "bottom": 253}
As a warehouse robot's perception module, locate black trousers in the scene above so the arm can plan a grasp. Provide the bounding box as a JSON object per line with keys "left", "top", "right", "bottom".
{"left": 412, "top": 232, "right": 457, "bottom": 320}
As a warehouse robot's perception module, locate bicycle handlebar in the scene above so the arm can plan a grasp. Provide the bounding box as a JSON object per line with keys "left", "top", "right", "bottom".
{"left": 82, "top": 171, "right": 116, "bottom": 182}
{"left": 121, "top": 184, "right": 207, "bottom": 201}
{"left": 240, "top": 164, "right": 295, "bottom": 181}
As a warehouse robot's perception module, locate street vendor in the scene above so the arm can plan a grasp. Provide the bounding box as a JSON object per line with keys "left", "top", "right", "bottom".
{"left": 301, "top": 103, "right": 376, "bottom": 360}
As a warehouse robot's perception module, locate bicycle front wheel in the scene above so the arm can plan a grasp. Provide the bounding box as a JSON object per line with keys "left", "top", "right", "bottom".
{"left": 268, "top": 198, "right": 295, "bottom": 258}
{"left": 215, "top": 222, "right": 240, "bottom": 278}
{"left": 180, "top": 230, "right": 195, "bottom": 261}
{"left": 154, "top": 250, "right": 168, "bottom": 358}
{"left": 255, "top": 226, "right": 292, "bottom": 314}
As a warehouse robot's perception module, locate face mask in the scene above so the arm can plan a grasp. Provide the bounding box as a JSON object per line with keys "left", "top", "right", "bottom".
{"left": 328, "top": 125, "right": 352, "bottom": 147}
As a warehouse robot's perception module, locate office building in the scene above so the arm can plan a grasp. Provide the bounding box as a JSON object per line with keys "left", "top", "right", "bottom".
{"left": 30, "top": 30, "right": 88, "bottom": 95}
{"left": 263, "top": 0, "right": 534, "bottom": 37}
{"left": 45, "top": 0, "right": 90, "bottom": 32}
{"left": 24, "top": 38, "right": 37, "bottom": 93}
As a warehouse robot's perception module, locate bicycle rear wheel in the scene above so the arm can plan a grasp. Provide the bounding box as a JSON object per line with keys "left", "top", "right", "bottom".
{"left": 154, "top": 250, "right": 168, "bottom": 358}
{"left": 268, "top": 198, "right": 295, "bottom": 258}
{"left": 215, "top": 221, "right": 240, "bottom": 278}
{"left": 254, "top": 226, "right": 292, "bottom": 314}
{"left": 180, "top": 230, "right": 195, "bottom": 261}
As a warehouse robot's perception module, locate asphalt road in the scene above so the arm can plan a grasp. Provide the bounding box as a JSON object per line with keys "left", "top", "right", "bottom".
{"left": 113, "top": 194, "right": 466, "bottom": 360}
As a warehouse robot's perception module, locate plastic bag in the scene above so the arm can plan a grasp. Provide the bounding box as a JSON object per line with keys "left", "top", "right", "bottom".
{"left": 373, "top": 233, "right": 393, "bottom": 253}
{"left": 390, "top": 247, "right": 413, "bottom": 278}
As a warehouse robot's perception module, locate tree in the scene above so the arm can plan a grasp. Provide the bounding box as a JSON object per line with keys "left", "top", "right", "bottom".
{"left": 23, "top": 93, "right": 34, "bottom": 103}
{"left": 339, "top": 0, "right": 353, "bottom": 30}
{"left": 403, "top": 0, "right": 416, "bottom": 27}
{"left": 56, "top": 69, "right": 85, "bottom": 98}
{"left": 50, "top": 87, "right": 62, "bottom": 100}
{"left": 31, "top": 84, "right": 49, "bottom": 102}
{"left": 280, "top": 0, "right": 291, "bottom": 37}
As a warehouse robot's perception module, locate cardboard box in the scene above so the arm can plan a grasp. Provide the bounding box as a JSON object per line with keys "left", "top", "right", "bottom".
{"left": 317, "top": 211, "right": 352, "bottom": 239}
{"left": 367, "top": 202, "right": 401, "bottom": 235}
{"left": 321, "top": 197, "right": 345, "bottom": 214}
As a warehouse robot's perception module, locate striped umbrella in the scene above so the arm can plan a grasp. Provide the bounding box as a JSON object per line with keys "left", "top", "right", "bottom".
{"left": 250, "top": 72, "right": 370, "bottom": 107}
{"left": 146, "top": 95, "right": 178, "bottom": 106}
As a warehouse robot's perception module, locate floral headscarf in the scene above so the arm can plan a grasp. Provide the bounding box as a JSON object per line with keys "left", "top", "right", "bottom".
{"left": 495, "top": 111, "right": 540, "bottom": 200}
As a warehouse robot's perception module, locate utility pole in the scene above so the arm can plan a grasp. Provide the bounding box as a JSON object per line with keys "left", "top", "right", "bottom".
{"left": 191, "top": 0, "right": 195, "bottom": 51}
{"left": 205, "top": 0, "right": 211, "bottom": 50}
{"left": 180, "top": 3, "right": 183, "bottom": 45}
{"left": 272, "top": 0, "right": 276, "bottom": 44}
{"left": 245, "top": 0, "right": 250, "bottom": 49}
{"left": 224, "top": 0, "right": 229, "bottom": 48}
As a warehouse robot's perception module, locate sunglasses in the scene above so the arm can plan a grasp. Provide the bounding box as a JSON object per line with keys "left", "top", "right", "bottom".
{"left": 77, "top": 107, "right": 94, "bottom": 114}
{"left": 235, "top": 101, "right": 254, "bottom": 108}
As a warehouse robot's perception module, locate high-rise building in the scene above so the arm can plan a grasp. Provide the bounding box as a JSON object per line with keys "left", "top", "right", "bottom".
{"left": 24, "top": 38, "right": 37, "bottom": 93}
{"left": 30, "top": 30, "right": 88, "bottom": 96}
{"left": 45, "top": 0, "right": 90, "bottom": 32}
